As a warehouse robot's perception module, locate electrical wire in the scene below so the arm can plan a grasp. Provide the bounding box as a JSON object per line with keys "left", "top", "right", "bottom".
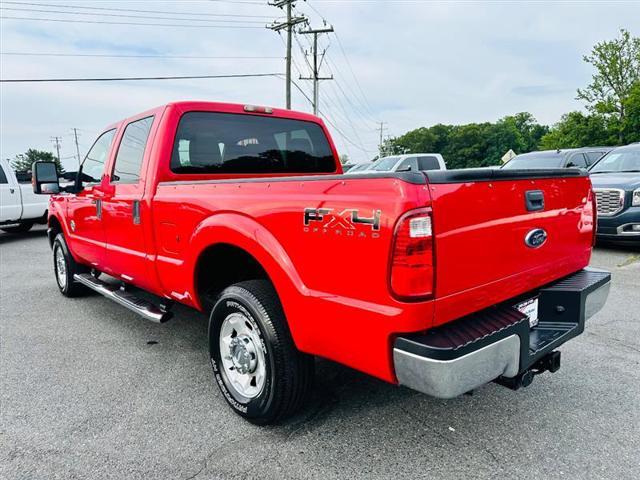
{"left": 0, "top": 73, "right": 284, "bottom": 83}
{"left": 0, "top": 16, "right": 265, "bottom": 28}
{"left": 1, "top": 1, "right": 274, "bottom": 18}
{"left": 0, "top": 6, "right": 268, "bottom": 23}
{"left": 1, "top": 52, "right": 282, "bottom": 59}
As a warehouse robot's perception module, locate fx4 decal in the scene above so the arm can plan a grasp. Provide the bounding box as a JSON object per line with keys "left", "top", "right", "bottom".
{"left": 303, "top": 208, "right": 382, "bottom": 238}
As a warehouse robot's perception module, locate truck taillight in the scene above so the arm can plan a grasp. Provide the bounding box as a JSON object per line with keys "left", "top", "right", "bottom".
{"left": 390, "top": 209, "right": 435, "bottom": 299}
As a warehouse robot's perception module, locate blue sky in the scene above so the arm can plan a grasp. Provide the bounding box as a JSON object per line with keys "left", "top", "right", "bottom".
{"left": 1, "top": 0, "right": 638, "bottom": 167}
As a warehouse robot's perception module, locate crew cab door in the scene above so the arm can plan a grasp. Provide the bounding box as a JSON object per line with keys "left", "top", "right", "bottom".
{"left": 0, "top": 160, "right": 22, "bottom": 222}
{"left": 101, "top": 115, "right": 155, "bottom": 288}
{"left": 66, "top": 129, "right": 116, "bottom": 268}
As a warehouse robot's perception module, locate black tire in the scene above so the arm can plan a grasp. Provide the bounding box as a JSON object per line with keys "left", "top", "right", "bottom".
{"left": 209, "top": 280, "right": 314, "bottom": 425}
{"left": 52, "top": 233, "right": 88, "bottom": 297}
{"left": 1, "top": 221, "right": 33, "bottom": 233}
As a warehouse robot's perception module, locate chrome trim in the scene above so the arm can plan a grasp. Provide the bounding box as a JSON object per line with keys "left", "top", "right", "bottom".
{"left": 593, "top": 188, "right": 625, "bottom": 217}
{"left": 393, "top": 335, "right": 521, "bottom": 399}
{"left": 584, "top": 279, "right": 611, "bottom": 320}
{"left": 73, "top": 273, "right": 170, "bottom": 323}
{"left": 615, "top": 223, "right": 640, "bottom": 236}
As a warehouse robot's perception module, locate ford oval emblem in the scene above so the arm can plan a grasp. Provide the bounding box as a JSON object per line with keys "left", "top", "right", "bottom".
{"left": 525, "top": 228, "right": 547, "bottom": 248}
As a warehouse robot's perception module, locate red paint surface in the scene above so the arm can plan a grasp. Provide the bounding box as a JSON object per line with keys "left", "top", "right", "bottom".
{"left": 48, "top": 102, "right": 595, "bottom": 383}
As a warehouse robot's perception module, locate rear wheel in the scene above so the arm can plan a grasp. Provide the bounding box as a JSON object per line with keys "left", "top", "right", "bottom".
{"left": 1, "top": 221, "right": 33, "bottom": 233}
{"left": 208, "top": 280, "right": 314, "bottom": 424}
{"left": 53, "top": 233, "right": 88, "bottom": 297}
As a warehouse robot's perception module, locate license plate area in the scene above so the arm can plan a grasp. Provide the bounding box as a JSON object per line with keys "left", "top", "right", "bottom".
{"left": 515, "top": 297, "right": 539, "bottom": 328}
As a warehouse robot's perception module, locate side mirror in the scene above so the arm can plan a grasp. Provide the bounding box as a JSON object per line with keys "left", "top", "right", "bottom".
{"left": 32, "top": 161, "right": 60, "bottom": 194}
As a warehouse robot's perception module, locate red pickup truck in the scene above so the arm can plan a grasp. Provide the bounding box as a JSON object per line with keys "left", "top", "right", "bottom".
{"left": 33, "top": 101, "right": 611, "bottom": 424}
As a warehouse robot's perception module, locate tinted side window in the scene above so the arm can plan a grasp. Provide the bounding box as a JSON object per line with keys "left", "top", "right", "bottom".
{"left": 112, "top": 116, "right": 154, "bottom": 183}
{"left": 170, "top": 112, "right": 336, "bottom": 174}
{"left": 585, "top": 151, "right": 605, "bottom": 165}
{"left": 568, "top": 153, "right": 587, "bottom": 168}
{"left": 0, "top": 166, "right": 8, "bottom": 184}
{"left": 82, "top": 130, "right": 116, "bottom": 183}
{"left": 397, "top": 158, "right": 418, "bottom": 171}
{"left": 418, "top": 156, "right": 440, "bottom": 170}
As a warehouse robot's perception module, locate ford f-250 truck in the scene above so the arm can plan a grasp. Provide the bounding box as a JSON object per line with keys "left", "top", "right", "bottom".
{"left": 32, "top": 101, "right": 611, "bottom": 424}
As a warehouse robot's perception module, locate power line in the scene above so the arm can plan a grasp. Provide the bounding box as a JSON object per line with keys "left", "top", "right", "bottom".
{"left": 1, "top": 52, "right": 282, "bottom": 59}
{"left": 268, "top": 1, "right": 308, "bottom": 109}
{"left": 0, "top": 73, "right": 284, "bottom": 83}
{"left": 2, "top": 1, "right": 274, "bottom": 18}
{"left": 0, "top": 16, "right": 265, "bottom": 28}
{"left": 0, "top": 6, "right": 269, "bottom": 23}
{"left": 332, "top": 31, "right": 377, "bottom": 118}
{"left": 298, "top": 26, "right": 334, "bottom": 115}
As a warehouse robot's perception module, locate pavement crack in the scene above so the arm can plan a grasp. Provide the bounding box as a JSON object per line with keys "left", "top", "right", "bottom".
{"left": 584, "top": 330, "right": 640, "bottom": 354}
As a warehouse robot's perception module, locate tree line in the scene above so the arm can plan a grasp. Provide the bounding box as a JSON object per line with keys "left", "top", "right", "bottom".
{"left": 384, "top": 29, "right": 640, "bottom": 169}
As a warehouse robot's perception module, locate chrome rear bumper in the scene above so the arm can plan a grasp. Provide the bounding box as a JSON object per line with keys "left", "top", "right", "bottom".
{"left": 393, "top": 268, "right": 611, "bottom": 399}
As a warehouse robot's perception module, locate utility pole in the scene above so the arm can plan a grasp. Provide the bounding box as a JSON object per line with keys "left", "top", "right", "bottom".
{"left": 377, "top": 122, "right": 387, "bottom": 156}
{"left": 50, "top": 136, "right": 62, "bottom": 165}
{"left": 72, "top": 128, "right": 82, "bottom": 167}
{"left": 299, "top": 26, "right": 334, "bottom": 115}
{"left": 268, "top": 0, "right": 307, "bottom": 109}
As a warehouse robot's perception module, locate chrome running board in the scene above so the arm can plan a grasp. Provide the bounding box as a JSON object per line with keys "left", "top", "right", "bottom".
{"left": 73, "top": 273, "right": 172, "bottom": 323}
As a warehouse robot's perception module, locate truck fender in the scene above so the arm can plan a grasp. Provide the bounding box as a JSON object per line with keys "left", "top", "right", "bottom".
{"left": 187, "top": 212, "right": 309, "bottom": 327}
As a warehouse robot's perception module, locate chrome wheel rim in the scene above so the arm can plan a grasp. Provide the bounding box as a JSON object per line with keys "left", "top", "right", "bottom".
{"left": 54, "top": 244, "right": 67, "bottom": 289}
{"left": 219, "top": 312, "right": 266, "bottom": 400}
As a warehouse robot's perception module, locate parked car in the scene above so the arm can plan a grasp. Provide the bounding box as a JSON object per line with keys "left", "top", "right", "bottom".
{"left": 32, "top": 101, "right": 609, "bottom": 424}
{"left": 502, "top": 147, "right": 612, "bottom": 170}
{"left": 361, "top": 153, "right": 446, "bottom": 173}
{"left": 589, "top": 143, "right": 640, "bottom": 243}
{"left": 343, "top": 161, "right": 373, "bottom": 174}
{"left": 0, "top": 158, "right": 48, "bottom": 233}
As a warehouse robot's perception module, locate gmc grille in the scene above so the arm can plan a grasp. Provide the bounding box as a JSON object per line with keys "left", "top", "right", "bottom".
{"left": 594, "top": 189, "right": 624, "bottom": 216}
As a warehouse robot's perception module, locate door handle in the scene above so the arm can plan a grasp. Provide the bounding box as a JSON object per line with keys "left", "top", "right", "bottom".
{"left": 132, "top": 200, "right": 141, "bottom": 225}
{"left": 525, "top": 190, "right": 544, "bottom": 212}
{"left": 9, "top": 188, "right": 14, "bottom": 194}
{"left": 93, "top": 198, "right": 103, "bottom": 219}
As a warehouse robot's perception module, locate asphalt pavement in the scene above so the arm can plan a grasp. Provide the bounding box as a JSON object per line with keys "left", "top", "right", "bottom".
{"left": 1, "top": 226, "right": 639, "bottom": 480}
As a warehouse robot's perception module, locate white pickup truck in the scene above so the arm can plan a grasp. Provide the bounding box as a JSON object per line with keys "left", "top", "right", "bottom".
{"left": 0, "top": 158, "right": 48, "bottom": 233}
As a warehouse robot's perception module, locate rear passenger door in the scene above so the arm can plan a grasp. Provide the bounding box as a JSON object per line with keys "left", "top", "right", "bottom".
{"left": 101, "top": 116, "right": 155, "bottom": 287}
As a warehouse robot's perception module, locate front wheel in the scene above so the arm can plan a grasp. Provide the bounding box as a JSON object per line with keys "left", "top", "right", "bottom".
{"left": 209, "top": 280, "right": 314, "bottom": 424}
{"left": 53, "top": 233, "right": 88, "bottom": 297}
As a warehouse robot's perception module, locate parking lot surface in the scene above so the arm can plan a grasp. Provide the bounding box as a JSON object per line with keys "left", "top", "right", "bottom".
{"left": 1, "top": 227, "right": 639, "bottom": 480}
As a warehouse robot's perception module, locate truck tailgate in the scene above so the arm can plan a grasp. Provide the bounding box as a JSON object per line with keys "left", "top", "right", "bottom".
{"left": 427, "top": 170, "right": 594, "bottom": 326}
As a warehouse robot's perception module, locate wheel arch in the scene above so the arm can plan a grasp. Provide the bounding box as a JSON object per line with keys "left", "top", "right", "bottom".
{"left": 187, "top": 213, "right": 308, "bottom": 327}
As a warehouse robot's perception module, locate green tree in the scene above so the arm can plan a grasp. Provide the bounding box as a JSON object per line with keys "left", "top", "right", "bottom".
{"left": 621, "top": 81, "right": 640, "bottom": 143}
{"left": 538, "top": 112, "right": 615, "bottom": 149}
{"left": 10, "top": 149, "right": 65, "bottom": 174}
{"left": 576, "top": 29, "right": 640, "bottom": 142}
{"left": 386, "top": 113, "right": 547, "bottom": 169}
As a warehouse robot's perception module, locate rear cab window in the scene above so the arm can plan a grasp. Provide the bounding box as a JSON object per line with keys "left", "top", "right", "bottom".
{"left": 170, "top": 112, "right": 336, "bottom": 174}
